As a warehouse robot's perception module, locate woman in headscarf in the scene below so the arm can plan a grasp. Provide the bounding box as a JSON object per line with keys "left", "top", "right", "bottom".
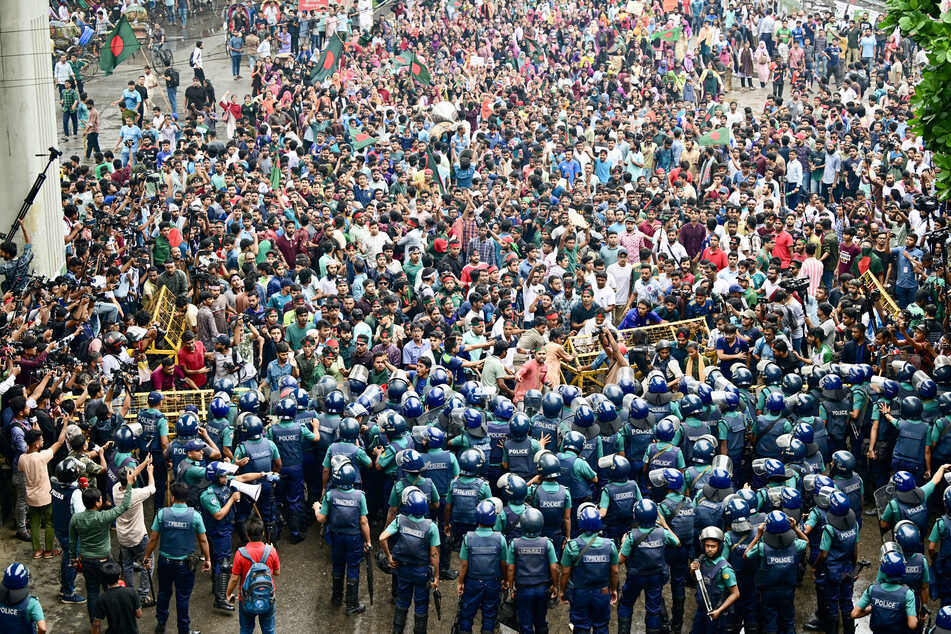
{"left": 754, "top": 41, "right": 771, "bottom": 87}
{"left": 739, "top": 40, "right": 754, "bottom": 90}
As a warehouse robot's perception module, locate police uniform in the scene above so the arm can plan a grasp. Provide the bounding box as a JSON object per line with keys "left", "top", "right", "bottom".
{"left": 556, "top": 451, "right": 598, "bottom": 536}
{"left": 598, "top": 479, "right": 642, "bottom": 542}
{"left": 389, "top": 475, "right": 439, "bottom": 519}
{"left": 502, "top": 435, "right": 541, "bottom": 481}
{"left": 884, "top": 412, "right": 929, "bottom": 483}
{"left": 167, "top": 435, "right": 194, "bottom": 475}
{"left": 621, "top": 416, "right": 654, "bottom": 486}
{"left": 506, "top": 533, "right": 557, "bottom": 634}
{"left": 530, "top": 413, "right": 559, "bottom": 444}
{"left": 383, "top": 512, "right": 440, "bottom": 631}
{"left": 204, "top": 416, "right": 233, "bottom": 461}
{"left": 421, "top": 447, "right": 458, "bottom": 576}
{"left": 313, "top": 410, "right": 341, "bottom": 497}
{"left": 138, "top": 407, "right": 170, "bottom": 509}
{"left": 854, "top": 580, "right": 916, "bottom": 633}
{"left": 323, "top": 439, "right": 372, "bottom": 488}
{"left": 50, "top": 477, "right": 82, "bottom": 598}
{"left": 692, "top": 552, "right": 738, "bottom": 634}
{"left": 753, "top": 413, "right": 791, "bottom": 462}
{"left": 717, "top": 409, "right": 749, "bottom": 486}
{"left": 724, "top": 524, "right": 758, "bottom": 634}
{"left": 820, "top": 389, "right": 853, "bottom": 455}
{"left": 174, "top": 457, "right": 209, "bottom": 509}
{"left": 458, "top": 526, "right": 509, "bottom": 633}
{"left": 152, "top": 503, "right": 206, "bottom": 633}
{"left": 817, "top": 511, "right": 859, "bottom": 632}
{"left": 928, "top": 513, "right": 951, "bottom": 603}
{"left": 234, "top": 436, "right": 281, "bottom": 537}
{"left": 659, "top": 491, "right": 695, "bottom": 634}
{"left": 642, "top": 440, "right": 685, "bottom": 473}
{"left": 199, "top": 479, "right": 237, "bottom": 609}
{"left": 560, "top": 532, "right": 618, "bottom": 634}
{"left": 618, "top": 525, "right": 677, "bottom": 632}
{"left": 484, "top": 417, "right": 511, "bottom": 487}
{"left": 0, "top": 587, "right": 44, "bottom": 633}
{"left": 529, "top": 481, "right": 571, "bottom": 558}
{"left": 447, "top": 475, "right": 492, "bottom": 548}
{"left": 680, "top": 418, "right": 712, "bottom": 465}
{"left": 881, "top": 481, "right": 934, "bottom": 535}
{"left": 745, "top": 532, "right": 807, "bottom": 633}
{"left": 295, "top": 404, "right": 320, "bottom": 504}
{"left": 320, "top": 486, "right": 368, "bottom": 608}
{"left": 266, "top": 418, "right": 317, "bottom": 541}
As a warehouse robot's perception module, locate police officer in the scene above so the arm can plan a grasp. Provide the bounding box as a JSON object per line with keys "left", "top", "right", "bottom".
{"left": 138, "top": 391, "right": 170, "bottom": 510}
{"left": 505, "top": 507, "right": 558, "bottom": 634}
{"left": 529, "top": 451, "right": 571, "bottom": 559}
{"left": 531, "top": 392, "right": 562, "bottom": 443}
{"left": 802, "top": 479, "right": 835, "bottom": 632}
{"left": 597, "top": 454, "right": 642, "bottom": 543}
{"left": 867, "top": 378, "right": 902, "bottom": 494}
{"left": 880, "top": 466, "right": 948, "bottom": 536}
{"left": 387, "top": 449, "right": 439, "bottom": 525}
{"left": 0, "top": 563, "right": 46, "bottom": 633}
{"left": 376, "top": 413, "right": 417, "bottom": 511}
{"left": 926, "top": 486, "right": 951, "bottom": 604}
{"left": 820, "top": 374, "right": 853, "bottom": 456}
{"left": 106, "top": 425, "right": 140, "bottom": 504}
{"left": 322, "top": 417, "right": 372, "bottom": 491}
{"left": 557, "top": 431, "right": 598, "bottom": 535}
{"left": 715, "top": 391, "right": 748, "bottom": 487}
{"left": 379, "top": 487, "right": 440, "bottom": 634}
{"left": 457, "top": 499, "right": 509, "bottom": 634}
{"left": 656, "top": 468, "right": 694, "bottom": 634}
{"left": 850, "top": 551, "right": 918, "bottom": 632}
{"left": 830, "top": 450, "right": 865, "bottom": 525}
{"left": 793, "top": 393, "right": 830, "bottom": 464}
{"left": 678, "top": 395, "right": 711, "bottom": 465}
{"left": 502, "top": 413, "right": 542, "bottom": 481}
{"left": 621, "top": 397, "right": 654, "bottom": 486}
{"left": 144, "top": 481, "right": 212, "bottom": 634}
{"left": 644, "top": 373, "right": 674, "bottom": 424}
{"left": 315, "top": 463, "right": 371, "bottom": 616}
{"left": 562, "top": 404, "right": 602, "bottom": 474}
{"left": 498, "top": 473, "right": 532, "bottom": 539}
{"left": 890, "top": 521, "right": 931, "bottom": 624}
{"left": 617, "top": 499, "right": 679, "bottom": 634}
{"left": 594, "top": 401, "right": 624, "bottom": 481}
{"left": 693, "top": 468, "right": 734, "bottom": 540}
{"left": 755, "top": 364, "right": 784, "bottom": 413}
{"left": 558, "top": 504, "right": 618, "bottom": 634}
{"left": 794, "top": 423, "right": 826, "bottom": 475}
{"left": 233, "top": 415, "right": 282, "bottom": 541}
{"left": 812, "top": 491, "right": 859, "bottom": 634}
{"left": 418, "top": 426, "right": 459, "bottom": 580}
{"left": 200, "top": 461, "right": 267, "bottom": 613}
{"left": 206, "top": 395, "right": 234, "bottom": 462}
{"left": 684, "top": 436, "right": 716, "bottom": 497}
{"left": 445, "top": 449, "right": 492, "bottom": 551}
{"left": 485, "top": 398, "right": 515, "bottom": 487}
{"left": 754, "top": 393, "right": 791, "bottom": 461}
{"left": 267, "top": 396, "right": 320, "bottom": 543}
{"left": 879, "top": 396, "right": 930, "bottom": 483}
{"left": 722, "top": 496, "right": 758, "bottom": 634}
{"left": 50, "top": 457, "right": 85, "bottom": 604}
{"left": 314, "top": 389, "right": 345, "bottom": 491}
{"left": 449, "top": 407, "right": 491, "bottom": 458}
{"left": 690, "top": 526, "right": 740, "bottom": 634}
{"left": 743, "top": 510, "right": 808, "bottom": 634}
{"left": 174, "top": 438, "right": 213, "bottom": 508}
{"left": 928, "top": 393, "right": 951, "bottom": 466}
{"left": 643, "top": 418, "right": 685, "bottom": 475}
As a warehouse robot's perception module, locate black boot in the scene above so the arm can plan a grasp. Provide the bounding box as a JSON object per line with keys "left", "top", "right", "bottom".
{"left": 670, "top": 596, "right": 685, "bottom": 634}
{"left": 331, "top": 573, "right": 344, "bottom": 607}
{"left": 392, "top": 607, "right": 408, "bottom": 634}
{"left": 803, "top": 611, "right": 822, "bottom": 631}
{"left": 288, "top": 513, "right": 306, "bottom": 544}
{"left": 413, "top": 613, "right": 428, "bottom": 634}
{"left": 213, "top": 572, "right": 235, "bottom": 612}
{"left": 617, "top": 615, "right": 633, "bottom": 634}
{"left": 345, "top": 579, "right": 366, "bottom": 615}
{"left": 841, "top": 614, "right": 856, "bottom": 634}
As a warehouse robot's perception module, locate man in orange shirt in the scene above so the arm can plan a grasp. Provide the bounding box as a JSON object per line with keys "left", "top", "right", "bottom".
{"left": 177, "top": 331, "right": 209, "bottom": 388}
{"left": 771, "top": 216, "right": 794, "bottom": 269}
{"left": 227, "top": 518, "right": 280, "bottom": 634}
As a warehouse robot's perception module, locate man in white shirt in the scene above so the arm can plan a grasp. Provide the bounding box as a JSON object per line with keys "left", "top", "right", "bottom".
{"left": 112, "top": 458, "right": 156, "bottom": 605}
{"left": 54, "top": 55, "right": 75, "bottom": 96}
{"left": 190, "top": 41, "right": 205, "bottom": 82}
{"left": 606, "top": 248, "right": 635, "bottom": 321}
{"left": 592, "top": 271, "right": 617, "bottom": 316}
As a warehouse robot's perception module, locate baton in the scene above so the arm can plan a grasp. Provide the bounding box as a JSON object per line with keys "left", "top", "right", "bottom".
{"left": 695, "top": 567, "right": 714, "bottom": 616}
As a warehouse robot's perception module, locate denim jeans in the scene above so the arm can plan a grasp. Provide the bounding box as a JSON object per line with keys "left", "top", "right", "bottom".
{"left": 239, "top": 607, "right": 276, "bottom": 634}
{"left": 120, "top": 534, "right": 152, "bottom": 600}
{"left": 167, "top": 87, "right": 178, "bottom": 114}
{"left": 56, "top": 530, "right": 77, "bottom": 595}
{"left": 231, "top": 54, "right": 242, "bottom": 76}
{"left": 63, "top": 110, "right": 78, "bottom": 136}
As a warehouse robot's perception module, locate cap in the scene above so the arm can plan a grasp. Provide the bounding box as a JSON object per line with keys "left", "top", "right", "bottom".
{"left": 215, "top": 334, "right": 231, "bottom": 346}
{"left": 741, "top": 309, "right": 756, "bottom": 319}
{"left": 433, "top": 238, "right": 448, "bottom": 253}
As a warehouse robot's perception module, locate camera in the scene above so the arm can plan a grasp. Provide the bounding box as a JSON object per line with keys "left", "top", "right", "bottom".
{"left": 779, "top": 277, "right": 809, "bottom": 293}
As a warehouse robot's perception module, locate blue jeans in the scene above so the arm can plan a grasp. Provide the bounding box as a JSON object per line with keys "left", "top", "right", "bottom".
{"left": 231, "top": 54, "right": 242, "bottom": 76}
{"left": 157, "top": 557, "right": 195, "bottom": 633}
{"left": 759, "top": 588, "right": 796, "bottom": 634}
{"left": 239, "top": 607, "right": 275, "bottom": 634}
{"left": 178, "top": 5, "right": 187, "bottom": 26}
{"left": 895, "top": 285, "right": 916, "bottom": 309}
{"left": 618, "top": 572, "right": 665, "bottom": 628}
{"left": 821, "top": 269, "right": 834, "bottom": 290}
{"left": 515, "top": 583, "right": 550, "bottom": 634}
{"left": 56, "top": 530, "right": 76, "bottom": 595}
{"left": 568, "top": 586, "right": 611, "bottom": 633}
{"left": 167, "top": 87, "right": 178, "bottom": 114}
{"left": 458, "top": 578, "right": 501, "bottom": 633}
{"left": 63, "top": 110, "right": 78, "bottom": 136}
{"left": 119, "top": 534, "right": 151, "bottom": 600}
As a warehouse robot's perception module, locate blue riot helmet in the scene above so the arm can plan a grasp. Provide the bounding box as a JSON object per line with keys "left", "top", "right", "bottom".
{"left": 900, "top": 396, "right": 924, "bottom": 419}
{"left": 243, "top": 415, "right": 264, "bottom": 438}
{"left": 402, "top": 487, "right": 428, "bottom": 517}
{"left": 402, "top": 396, "right": 424, "bottom": 419}
{"left": 794, "top": 394, "right": 817, "bottom": 418}
{"left": 176, "top": 412, "right": 199, "bottom": 437}
{"left": 731, "top": 366, "right": 753, "bottom": 387}
{"left": 781, "top": 438, "right": 807, "bottom": 463}
{"left": 462, "top": 408, "right": 483, "bottom": 430}
{"left": 696, "top": 384, "right": 713, "bottom": 405}
{"left": 494, "top": 398, "right": 515, "bottom": 422}
{"left": 523, "top": 389, "right": 543, "bottom": 414}
{"left": 880, "top": 551, "right": 906, "bottom": 580}
{"left": 793, "top": 422, "right": 814, "bottom": 444}
{"left": 325, "top": 390, "right": 346, "bottom": 415}
{"left": 653, "top": 418, "right": 676, "bottom": 442}
{"left": 274, "top": 397, "right": 297, "bottom": 419}
{"left": 459, "top": 448, "right": 485, "bottom": 476}
{"left": 762, "top": 364, "right": 783, "bottom": 386}
{"left": 648, "top": 375, "right": 668, "bottom": 394}
{"left": 894, "top": 520, "right": 922, "bottom": 554}
{"left": 596, "top": 401, "right": 617, "bottom": 424}
{"left": 509, "top": 414, "right": 531, "bottom": 440}
{"left": 396, "top": 449, "right": 424, "bottom": 474}
{"left": 765, "top": 393, "right": 785, "bottom": 413}
{"left": 577, "top": 503, "right": 602, "bottom": 533}
{"left": 781, "top": 374, "right": 803, "bottom": 396}
{"left": 764, "top": 510, "right": 790, "bottom": 534}
{"left": 821, "top": 374, "right": 843, "bottom": 392}
{"left": 574, "top": 405, "right": 595, "bottom": 428}
{"left": 114, "top": 426, "right": 136, "bottom": 452}
{"left": 238, "top": 390, "right": 260, "bottom": 413}
{"left": 629, "top": 398, "right": 650, "bottom": 421}
{"left": 294, "top": 388, "right": 310, "bottom": 409}
{"left": 429, "top": 367, "right": 450, "bottom": 387}
{"left": 212, "top": 377, "right": 235, "bottom": 396}
{"left": 561, "top": 431, "right": 585, "bottom": 454}
{"left": 541, "top": 392, "right": 564, "bottom": 418}
{"left": 618, "top": 375, "right": 641, "bottom": 396}
{"left": 519, "top": 507, "right": 544, "bottom": 537}
{"left": 603, "top": 384, "right": 624, "bottom": 408}
{"left": 634, "top": 499, "right": 659, "bottom": 526}
{"left": 691, "top": 436, "right": 717, "bottom": 465}
{"left": 475, "top": 500, "right": 497, "bottom": 527}
{"left": 830, "top": 450, "right": 856, "bottom": 477}
{"left": 536, "top": 451, "right": 561, "bottom": 479}
{"left": 424, "top": 386, "right": 447, "bottom": 410}
{"left": 559, "top": 385, "right": 581, "bottom": 406}
{"left": 680, "top": 394, "right": 703, "bottom": 416}
{"left": 940, "top": 392, "right": 951, "bottom": 415}
{"left": 338, "top": 418, "right": 361, "bottom": 442}
{"left": 424, "top": 426, "right": 446, "bottom": 449}
{"left": 388, "top": 376, "right": 410, "bottom": 403}
{"left": 709, "top": 468, "right": 732, "bottom": 490}
{"left": 604, "top": 454, "right": 631, "bottom": 482}
{"left": 498, "top": 473, "right": 528, "bottom": 504}
{"left": 333, "top": 463, "right": 357, "bottom": 489}
{"left": 892, "top": 471, "right": 916, "bottom": 493}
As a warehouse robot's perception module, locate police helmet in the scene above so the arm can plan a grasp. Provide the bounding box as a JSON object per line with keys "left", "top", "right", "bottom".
{"left": 238, "top": 390, "right": 261, "bottom": 413}
{"left": 325, "top": 390, "right": 346, "bottom": 414}
{"left": 764, "top": 510, "right": 790, "bottom": 534}
{"left": 536, "top": 451, "right": 561, "bottom": 479}
{"left": 648, "top": 375, "right": 669, "bottom": 394}
{"left": 732, "top": 366, "right": 753, "bottom": 387}
{"left": 577, "top": 503, "right": 602, "bottom": 533}
{"left": 509, "top": 414, "right": 531, "bottom": 440}
{"left": 880, "top": 551, "right": 906, "bottom": 580}
{"left": 274, "top": 397, "right": 297, "bottom": 419}
{"left": 561, "top": 430, "right": 586, "bottom": 453}
{"left": 821, "top": 374, "right": 843, "bottom": 392}
{"left": 459, "top": 448, "right": 486, "bottom": 476}
{"left": 765, "top": 393, "right": 785, "bottom": 413}
{"left": 176, "top": 412, "right": 199, "bottom": 437}
{"left": 114, "top": 426, "right": 137, "bottom": 452}
{"left": 541, "top": 392, "right": 564, "bottom": 418}
{"left": 629, "top": 398, "right": 650, "bottom": 420}
{"left": 634, "top": 499, "right": 658, "bottom": 526}
{"left": 691, "top": 436, "right": 717, "bottom": 465}
{"left": 498, "top": 473, "right": 528, "bottom": 504}
{"left": 402, "top": 487, "right": 428, "bottom": 517}
{"left": 653, "top": 419, "right": 676, "bottom": 442}
{"left": 396, "top": 449, "right": 424, "bottom": 474}
{"left": 603, "top": 384, "right": 624, "bottom": 408}
{"left": 475, "top": 500, "right": 497, "bottom": 527}
{"left": 892, "top": 471, "right": 916, "bottom": 493}
{"left": 900, "top": 395, "right": 924, "bottom": 419}
{"left": 243, "top": 415, "right": 264, "bottom": 438}
{"left": 680, "top": 394, "right": 703, "bottom": 416}
{"left": 494, "top": 398, "right": 515, "bottom": 422}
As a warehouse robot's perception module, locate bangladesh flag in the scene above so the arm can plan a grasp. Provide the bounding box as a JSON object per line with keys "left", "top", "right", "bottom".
{"left": 394, "top": 50, "right": 414, "bottom": 68}
{"left": 270, "top": 160, "right": 281, "bottom": 190}
{"left": 524, "top": 38, "right": 544, "bottom": 62}
{"left": 312, "top": 34, "right": 344, "bottom": 82}
{"left": 510, "top": 52, "right": 525, "bottom": 72}
{"left": 651, "top": 26, "right": 682, "bottom": 43}
{"left": 698, "top": 127, "right": 730, "bottom": 146}
{"left": 408, "top": 53, "right": 431, "bottom": 86}
{"left": 349, "top": 126, "right": 376, "bottom": 151}
{"left": 426, "top": 146, "right": 446, "bottom": 195}
{"left": 99, "top": 17, "right": 140, "bottom": 76}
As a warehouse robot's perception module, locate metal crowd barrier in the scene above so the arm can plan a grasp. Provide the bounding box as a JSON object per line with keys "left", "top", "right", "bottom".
{"left": 145, "top": 285, "right": 186, "bottom": 358}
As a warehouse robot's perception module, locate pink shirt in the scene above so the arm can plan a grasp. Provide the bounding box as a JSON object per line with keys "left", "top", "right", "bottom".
{"left": 19, "top": 448, "right": 55, "bottom": 507}
{"left": 800, "top": 256, "right": 823, "bottom": 298}
{"left": 514, "top": 359, "right": 547, "bottom": 403}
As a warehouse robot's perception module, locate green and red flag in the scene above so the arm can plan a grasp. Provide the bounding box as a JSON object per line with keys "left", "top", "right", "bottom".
{"left": 394, "top": 50, "right": 414, "bottom": 68}
{"left": 509, "top": 51, "right": 525, "bottom": 72}
{"left": 651, "top": 26, "right": 682, "bottom": 42}
{"left": 524, "top": 38, "right": 544, "bottom": 62}
{"left": 698, "top": 126, "right": 730, "bottom": 146}
{"left": 99, "top": 17, "right": 140, "bottom": 76}
{"left": 426, "top": 146, "right": 446, "bottom": 195}
{"left": 408, "top": 53, "right": 432, "bottom": 86}
{"left": 349, "top": 125, "right": 376, "bottom": 151}
{"left": 311, "top": 34, "right": 344, "bottom": 82}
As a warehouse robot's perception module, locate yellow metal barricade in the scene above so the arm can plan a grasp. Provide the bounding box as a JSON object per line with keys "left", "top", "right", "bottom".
{"left": 563, "top": 318, "right": 712, "bottom": 392}
{"left": 145, "top": 285, "right": 186, "bottom": 358}
{"left": 859, "top": 270, "right": 901, "bottom": 322}
{"left": 124, "top": 387, "right": 248, "bottom": 435}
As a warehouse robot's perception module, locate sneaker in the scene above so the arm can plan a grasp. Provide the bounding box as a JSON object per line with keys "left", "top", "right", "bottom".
{"left": 60, "top": 593, "right": 86, "bottom": 604}
{"left": 15, "top": 530, "right": 31, "bottom": 542}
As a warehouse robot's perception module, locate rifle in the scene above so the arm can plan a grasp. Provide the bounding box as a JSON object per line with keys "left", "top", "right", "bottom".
{"left": 695, "top": 565, "right": 713, "bottom": 617}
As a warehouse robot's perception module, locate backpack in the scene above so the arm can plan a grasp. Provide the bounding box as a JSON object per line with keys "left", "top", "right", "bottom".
{"left": 166, "top": 68, "right": 180, "bottom": 88}
{"left": 238, "top": 546, "right": 275, "bottom": 615}
{"left": 189, "top": 51, "right": 197, "bottom": 68}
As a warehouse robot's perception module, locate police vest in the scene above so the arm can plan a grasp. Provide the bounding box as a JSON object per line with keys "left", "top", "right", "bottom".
{"left": 807, "top": 508, "right": 827, "bottom": 552}
{"left": 315, "top": 413, "right": 341, "bottom": 452}
{"left": 694, "top": 496, "right": 725, "bottom": 533}
{"left": 936, "top": 516, "right": 951, "bottom": 564}
{"left": 623, "top": 420, "right": 653, "bottom": 465}
{"left": 327, "top": 488, "right": 363, "bottom": 535}
{"left": 168, "top": 437, "right": 191, "bottom": 472}
{"left": 0, "top": 596, "right": 32, "bottom": 634}
{"left": 599, "top": 429, "right": 620, "bottom": 457}
{"left": 486, "top": 420, "right": 509, "bottom": 466}
{"left": 754, "top": 415, "right": 786, "bottom": 459}
{"left": 661, "top": 495, "right": 695, "bottom": 544}
{"left": 682, "top": 419, "right": 711, "bottom": 464}
{"left": 932, "top": 417, "right": 951, "bottom": 463}
{"left": 532, "top": 484, "right": 568, "bottom": 535}
{"left": 569, "top": 424, "right": 600, "bottom": 471}
{"left": 645, "top": 443, "right": 681, "bottom": 470}
{"left": 800, "top": 415, "right": 830, "bottom": 461}
{"left": 138, "top": 408, "right": 165, "bottom": 452}
{"left": 558, "top": 453, "right": 592, "bottom": 500}
{"left": 624, "top": 527, "right": 667, "bottom": 577}
{"left": 106, "top": 452, "right": 136, "bottom": 492}
{"left": 504, "top": 437, "right": 535, "bottom": 480}
{"left": 449, "top": 477, "right": 484, "bottom": 525}
{"left": 465, "top": 531, "right": 504, "bottom": 580}
{"left": 647, "top": 401, "right": 671, "bottom": 425}
{"left": 503, "top": 505, "right": 527, "bottom": 539}
{"left": 327, "top": 442, "right": 363, "bottom": 485}
{"left": 726, "top": 529, "right": 755, "bottom": 576}
{"left": 175, "top": 458, "right": 209, "bottom": 507}
{"left": 391, "top": 515, "right": 432, "bottom": 566}
{"left": 530, "top": 415, "right": 559, "bottom": 443}
{"left": 205, "top": 418, "right": 231, "bottom": 454}
{"left": 202, "top": 484, "right": 234, "bottom": 534}
{"left": 820, "top": 395, "right": 852, "bottom": 440}
{"left": 834, "top": 474, "right": 863, "bottom": 515}
{"left": 51, "top": 480, "right": 76, "bottom": 532}
{"left": 465, "top": 432, "right": 491, "bottom": 463}
{"left": 159, "top": 506, "right": 197, "bottom": 558}
{"left": 721, "top": 411, "right": 747, "bottom": 458}
{"left": 699, "top": 558, "right": 729, "bottom": 609}
{"left": 893, "top": 419, "right": 928, "bottom": 467}
{"left": 868, "top": 583, "right": 909, "bottom": 630}
{"left": 570, "top": 536, "right": 613, "bottom": 589}
{"left": 604, "top": 481, "right": 639, "bottom": 530}
{"left": 824, "top": 516, "right": 858, "bottom": 573}
{"left": 241, "top": 438, "right": 274, "bottom": 474}
{"left": 271, "top": 422, "right": 303, "bottom": 467}
{"left": 686, "top": 466, "right": 713, "bottom": 498}
{"left": 902, "top": 552, "right": 925, "bottom": 592}
{"left": 421, "top": 449, "right": 453, "bottom": 498}
{"left": 755, "top": 541, "right": 799, "bottom": 589}
{"left": 896, "top": 494, "right": 928, "bottom": 534}
{"left": 512, "top": 536, "right": 552, "bottom": 586}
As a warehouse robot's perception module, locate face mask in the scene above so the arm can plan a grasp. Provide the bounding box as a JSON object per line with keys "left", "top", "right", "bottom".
{"left": 861, "top": 247, "right": 871, "bottom": 256}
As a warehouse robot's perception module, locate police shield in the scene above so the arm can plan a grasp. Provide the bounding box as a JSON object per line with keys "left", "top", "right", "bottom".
{"left": 523, "top": 391, "right": 543, "bottom": 416}
{"left": 711, "top": 455, "right": 733, "bottom": 476}
{"left": 347, "top": 364, "right": 370, "bottom": 397}
{"left": 357, "top": 384, "right": 386, "bottom": 414}
{"left": 874, "top": 484, "right": 895, "bottom": 540}
{"left": 751, "top": 458, "right": 769, "bottom": 478}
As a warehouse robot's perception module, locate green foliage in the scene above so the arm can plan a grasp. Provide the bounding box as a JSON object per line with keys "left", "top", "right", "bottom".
{"left": 882, "top": 0, "right": 951, "bottom": 196}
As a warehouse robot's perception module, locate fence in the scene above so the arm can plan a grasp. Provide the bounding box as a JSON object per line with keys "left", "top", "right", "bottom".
{"left": 858, "top": 269, "right": 901, "bottom": 322}
{"left": 562, "top": 317, "right": 711, "bottom": 392}
{"left": 145, "top": 285, "right": 186, "bottom": 359}
{"left": 123, "top": 388, "right": 249, "bottom": 436}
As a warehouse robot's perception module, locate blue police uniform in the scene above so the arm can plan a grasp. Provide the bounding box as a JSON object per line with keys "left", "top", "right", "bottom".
{"left": 819, "top": 513, "right": 859, "bottom": 629}
{"left": 51, "top": 479, "right": 80, "bottom": 597}
{"left": 235, "top": 436, "right": 280, "bottom": 537}
{"left": 199, "top": 483, "right": 235, "bottom": 578}
{"left": 267, "top": 419, "right": 316, "bottom": 540}
{"left": 458, "top": 527, "right": 508, "bottom": 633}
{"left": 138, "top": 407, "right": 169, "bottom": 509}
{"left": 659, "top": 492, "right": 695, "bottom": 633}
{"left": 507, "top": 534, "right": 557, "bottom": 634}
{"left": 618, "top": 525, "right": 675, "bottom": 631}
{"left": 321, "top": 487, "right": 367, "bottom": 584}
{"left": 746, "top": 535, "right": 807, "bottom": 634}
{"left": 724, "top": 527, "right": 758, "bottom": 633}
{"left": 530, "top": 481, "right": 571, "bottom": 559}
{"left": 152, "top": 504, "right": 205, "bottom": 633}
{"left": 385, "top": 513, "right": 439, "bottom": 624}
{"left": 561, "top": 533, "right": 618, "bottom": 634}
{"left": 598, "top": 480, "right": 642, "bottom": 542}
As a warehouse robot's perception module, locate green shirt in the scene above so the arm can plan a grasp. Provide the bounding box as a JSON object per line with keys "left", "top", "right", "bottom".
{"left": 882, "top": 481, "right": 936, "bottom": 525}
{"left": 447, "top": 475, "right": 492, "bottom": 506}
{"left": 619, "top": 526, "right": 679, "bottom": 556}
{"left": 382, "top": 514, "right": 441, "bottom": 546}
{"left": 389, "top": 475, "right": 440, "bottom": 508}
{"left": 69, "top": 485, "right": 132, "bottom": 558}
{"left": 855, "top": 581, "right": 916, "bottom": 614}
{"left": 151, "top": 503, "right": 206, "bottom": 559}
{"left": 744, "top": 538, "right": 807, "bottom": 562}
{"left": 505, "top": 535, "right": 557, "bottom": 565}
{"left": 178, "top": 458, "right": 207, "bottom": 487}
{"left": 322, "top": 442, "right": 372, "bottom": 469}
{"left": 153, "top": 235, "right": 171, "bottom": 266}
{"left": 560, "top": 533, "right": 619, "bottom": 568}
{"left": 319, "top": 488, "right": 368, "bottom": 517}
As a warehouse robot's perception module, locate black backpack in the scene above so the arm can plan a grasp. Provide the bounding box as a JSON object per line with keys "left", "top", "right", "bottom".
{"left": 166, "top": 68, "right": 180, "bottom": 88}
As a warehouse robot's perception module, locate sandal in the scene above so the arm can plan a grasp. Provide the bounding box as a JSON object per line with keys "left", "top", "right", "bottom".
{"left": 141, "top": 596, "right": 156, "bottom": 607}
{"left": 32, "top": 551, "right": 43, "bottom": 559}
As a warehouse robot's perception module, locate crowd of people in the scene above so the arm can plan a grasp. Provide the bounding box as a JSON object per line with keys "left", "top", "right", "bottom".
{"left": 4, "top": 0, "right": 951, "bottom": 630}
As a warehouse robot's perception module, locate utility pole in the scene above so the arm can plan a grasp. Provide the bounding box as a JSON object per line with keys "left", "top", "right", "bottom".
{"left": 0, "top": 0, "right": 67, "bottom": 277}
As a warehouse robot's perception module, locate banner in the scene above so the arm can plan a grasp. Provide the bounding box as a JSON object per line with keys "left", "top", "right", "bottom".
{"left": 300, "top": 0, "right": 329, "bottom": 11}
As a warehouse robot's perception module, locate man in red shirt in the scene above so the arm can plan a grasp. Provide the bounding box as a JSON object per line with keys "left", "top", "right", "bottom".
{"left": 698, "top": 234, "right": 729, "bottom": 270}
{"left": 771, "top": 216, "right": 794, "bottom": 269}
{"left": 176, "top": 331, "right": 209, "bottom": 388}
{"left": 227, "top": 518, "right": 280, "bottom": 634}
